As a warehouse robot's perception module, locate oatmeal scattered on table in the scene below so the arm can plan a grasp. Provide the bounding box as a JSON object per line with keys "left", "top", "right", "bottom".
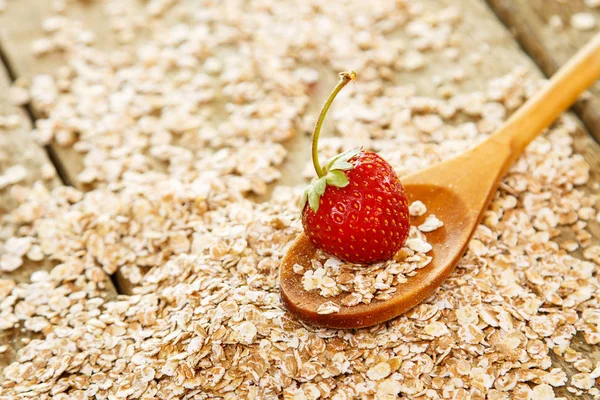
{"left": 0, "top": 0, "right": 599, "bottom": 399}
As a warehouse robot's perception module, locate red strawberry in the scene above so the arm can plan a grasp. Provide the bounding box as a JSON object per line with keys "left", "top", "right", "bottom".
{"left": 301, "top": 72, "right": 410, "bottom": 264}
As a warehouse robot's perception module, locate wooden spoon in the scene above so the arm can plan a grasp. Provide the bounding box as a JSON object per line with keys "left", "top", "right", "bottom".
{"left": 280, "top": 33, "right": 600, "bottom": 329}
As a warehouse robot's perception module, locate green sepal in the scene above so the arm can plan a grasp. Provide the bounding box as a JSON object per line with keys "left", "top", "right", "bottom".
{"left": 314, "top": 176, "right": 327, "bottom": 195}
{"left": 324, "top": 148, "right": 361, "bottom": 174}
{"left": 302, "top": 147, "right": 361, "bottom": 214}
{"left": 307, "top": 176, "right": 326, "bottom": 212}
{"left": 300, "top": 187, "right": 309, "bottom": 211}
{"left": 325, "top": 170, "right": 349, "bottom": 188}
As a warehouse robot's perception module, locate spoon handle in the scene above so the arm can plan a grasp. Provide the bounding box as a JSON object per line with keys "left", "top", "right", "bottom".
{"left": 492, "top": 32, "right": 600, "bottom": 157}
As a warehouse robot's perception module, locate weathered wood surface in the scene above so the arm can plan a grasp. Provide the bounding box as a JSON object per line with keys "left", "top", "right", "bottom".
{"left": 0, "top": 0, "right": 144, "bottom": 293}
{"left": 0, "top": 20, "right": 118, "bottom": 380}
{"left": 0, "top": 1, "right": 124, "bottom": 188}
{"left": 486, "top": 0, "right": 600, "bottom": 143}
{"left": 0, "top": 0, "right": 563, "bottom": 295}
{"left": 0, "top": 57, "right": 60, "bottom": 380}
{"left": 0, "top": 1, "right": 599, "bottom": 397}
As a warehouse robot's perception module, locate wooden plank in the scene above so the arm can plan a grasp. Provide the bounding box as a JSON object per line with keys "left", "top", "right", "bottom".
{"left": 550, "top": 125, "right": 600, "bottom": 400}
{"left": 0, "top": 0, "right": 121, "bottom": 188}
{"left": 0, "top": 0, "right": 204, "bottom": 295}
{"left": 0, "top": 35, "right": 117, "bottom": 380}
{"left": 0, "top": 1, "right": 140, "bottom": 293}
{"left": 0, "top": 54, "right": 59, "bottom": 381}
{"left": 0, "top": 76, "right": 57, "bottom": 212}
{"left": 485, "top": 0, "right": 600, "bottom": 142}
{"left": 0, "top": 60, "right": 59, "bottom": 258}
{"left": 0, "top": 2, "right": 122, "bottom": 298}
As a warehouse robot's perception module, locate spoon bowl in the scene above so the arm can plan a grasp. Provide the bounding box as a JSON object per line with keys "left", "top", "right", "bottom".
{"left": 281, "top": 183, "right": 471, "bottom": 328}
{"left": 280, "top": 33, "right": 600, "bottom": 329}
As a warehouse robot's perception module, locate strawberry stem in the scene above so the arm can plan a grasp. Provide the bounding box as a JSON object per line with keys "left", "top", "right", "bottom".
{"left": 312, "top": 71, "right": 356, "bottom": 178}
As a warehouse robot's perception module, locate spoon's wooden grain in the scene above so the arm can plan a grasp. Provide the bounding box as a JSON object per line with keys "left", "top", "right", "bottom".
{"left": 280, "top": 33, "right": 600, "bottom": 329}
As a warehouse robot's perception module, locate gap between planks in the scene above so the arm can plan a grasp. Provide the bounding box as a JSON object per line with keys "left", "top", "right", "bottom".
{"left": 0, "top": 42, "right": 74, "bottom": 187}
{"left": 0, "top": 0, "right": 126, "bottom": 294}
{"left": 0, "top": 49, "right": 120, "bottom": 379}
{"left": 0, "top": 44, "right": 122, "bottom": 295}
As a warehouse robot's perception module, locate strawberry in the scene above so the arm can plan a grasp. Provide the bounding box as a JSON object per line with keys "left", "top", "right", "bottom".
{"left": 301, "top": 72, "right": 410, "bottom": 264}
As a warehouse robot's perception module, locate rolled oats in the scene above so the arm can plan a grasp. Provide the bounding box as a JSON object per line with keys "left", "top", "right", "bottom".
{"left": 0, "top": 165, "right": 27, "bottom": 190}
{"left": 532, "top": 384, "right": 555, "bottom": 400}
{"left": 0, "top": 253, "right": 22, "bottom": 272}
{"left": 316, "top": 301, "right": 340, "bottom": 315}
{"left": 366, "top": 362, "right": 391, "bottom": 381}
{"left": 375, "top": 379, "right": 401, "bottom": 400}
{"left": 409, "top": 200, "right": 427, "bottom": 217}
{"left": 571, "top": 12, "right": 597, "bottom": 31}
{"left": 0, "top": 1, "right": 598, "bottom": 399}
{"left": 418, "top": 214, "right": 444, "bottom": 232}
{"left": 405, "top": 236, "right": 433, "bottom": 253}
{"left": 298, "top": 221, "right": 440, "bottom": 309}
{"left": 586, "top": 0, "right": 600, "bottom": 6}
{"left": 7, "top": 86, "right": 29, "bottom": 106}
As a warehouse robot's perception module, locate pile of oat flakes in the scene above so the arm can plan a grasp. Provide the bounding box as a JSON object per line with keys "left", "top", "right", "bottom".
{"left": 1, "top": 0, "right": 600, "bottom": 399}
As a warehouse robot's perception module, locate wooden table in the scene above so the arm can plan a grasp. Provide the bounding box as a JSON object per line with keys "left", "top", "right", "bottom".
{"left": 0, "top": 0, "right": 599, "bottom": 397}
